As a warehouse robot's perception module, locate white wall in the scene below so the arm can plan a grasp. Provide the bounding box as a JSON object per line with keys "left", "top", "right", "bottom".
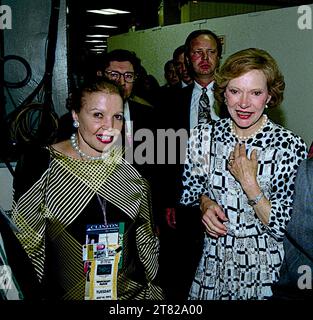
{"left": 108, "top": 5, "right": 313, "bottom": 147}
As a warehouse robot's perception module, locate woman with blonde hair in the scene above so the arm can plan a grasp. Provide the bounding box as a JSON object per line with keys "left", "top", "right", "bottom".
{"left": 181, "top": 48, "right": 307, "bottom": 300}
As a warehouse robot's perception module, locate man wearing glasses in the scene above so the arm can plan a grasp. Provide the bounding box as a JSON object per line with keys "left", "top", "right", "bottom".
{"left": 100, "top": 49, "right": 155, "bottom": 152}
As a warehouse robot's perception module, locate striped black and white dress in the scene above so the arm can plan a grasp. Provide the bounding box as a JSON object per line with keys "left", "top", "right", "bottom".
{"left": 12, "top": 145, "right": 163, "bottom": 300}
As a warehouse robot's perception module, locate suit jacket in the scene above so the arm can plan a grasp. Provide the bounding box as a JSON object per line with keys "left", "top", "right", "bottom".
{"left": 170, "top": 82, "right": 228, "bottom": 131}
{"left": 127, "top": 97, "right": 155, "bottom": 143}
{"left": 125, "top": 96, "right": 155, "bottom": 175}
{"left": 272, "top": 157, "right": 313, "bottom": 299}
{"left": 153, "top": 82, "right": 228, "bottom": 208}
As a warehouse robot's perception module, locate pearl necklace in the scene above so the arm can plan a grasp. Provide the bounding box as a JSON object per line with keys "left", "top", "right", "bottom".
{"left": 70, "top": 133, "right": 108, "bottom": 160}
{"left": 231, "top": 114, "right": 268, "bottom": 141}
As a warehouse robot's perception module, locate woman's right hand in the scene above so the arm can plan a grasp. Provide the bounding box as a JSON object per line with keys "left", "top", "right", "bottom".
{"left": 200, "top": 195, "right": 228, "bottom": 238}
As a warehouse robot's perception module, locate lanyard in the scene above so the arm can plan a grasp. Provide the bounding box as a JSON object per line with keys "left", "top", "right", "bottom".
{"left": 96, "top": 193, "right": 109, "bottom": 257}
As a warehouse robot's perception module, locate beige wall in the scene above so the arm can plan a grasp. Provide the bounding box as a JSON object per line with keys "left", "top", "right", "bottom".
{"left": 180, "top": 1, "right": 279, "bottom": 22}
{"left": 108, "top": 5, "right": 313, "bottom": 147}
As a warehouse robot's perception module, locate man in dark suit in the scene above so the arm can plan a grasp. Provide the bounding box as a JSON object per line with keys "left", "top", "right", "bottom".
{"left": 155, "top": 29, "right": 228, "bottom": 299}
{"left": 179, "top": 29, "right": 224, "bottom": 128}
{"left": 98, "top": 49, "right": 155, "bottom": 177}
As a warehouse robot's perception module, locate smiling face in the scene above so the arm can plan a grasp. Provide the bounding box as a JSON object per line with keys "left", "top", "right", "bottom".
{"left": 224, "top": 69, "right": 271, "bottom": 137}
{"left": 188, "top": 34, "right": 219, "bottom": 84}
{"left": 72, "top": 90, "right": 124, "bottom": 157}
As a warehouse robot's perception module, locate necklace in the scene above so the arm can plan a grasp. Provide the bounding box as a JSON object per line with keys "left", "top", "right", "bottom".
{"left": 70, "top": 133, "right": 108, "bottom": 160}
{"left": 231, "top": 114, "right": 268, "bottom": 141}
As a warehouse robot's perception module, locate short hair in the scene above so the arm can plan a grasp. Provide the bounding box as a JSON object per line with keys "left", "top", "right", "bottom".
{"left": 164, "top": 59, "right": 175, "bottom": 72}
{"left": 214, "top": 48, "right": 285, "bottom": 109}
{"left": 173, "top": 45, "right": 186, "bottom": 62}
{"left": 184, "top": 29, "right": 222, "bottom": 77}
{"left": 99, "top": 49, "right": 142, "bottom": 75}
{"left": 184, "top": 29, "right": 222, "bottom": 59}
{"left": 70, "top": 79, "right": 123, "bottom": 113}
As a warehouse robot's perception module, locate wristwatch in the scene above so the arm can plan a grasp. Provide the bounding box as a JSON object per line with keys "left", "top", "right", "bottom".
{"left": 247, "top": 192, "right": 264, "bottom": 206}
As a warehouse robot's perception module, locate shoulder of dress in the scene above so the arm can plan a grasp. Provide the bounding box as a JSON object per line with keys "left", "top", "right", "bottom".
{"left": 269, "top": 122, "right": 307, "bottom": 148}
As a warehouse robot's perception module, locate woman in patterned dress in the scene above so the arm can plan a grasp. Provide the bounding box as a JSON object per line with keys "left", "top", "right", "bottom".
{"left": 12, "top": 79, "right": 163, "bottom": 300}
{"left": 180, "top": 48, "right": 307, "bottom": 300}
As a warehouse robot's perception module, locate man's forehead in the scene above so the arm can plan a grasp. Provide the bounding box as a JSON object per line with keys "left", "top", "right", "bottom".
{"left": 108, "top": 60, "right": 134, "bottom": 69}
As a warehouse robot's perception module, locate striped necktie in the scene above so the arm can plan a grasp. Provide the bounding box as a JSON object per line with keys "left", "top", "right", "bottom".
{"left": 198, "top": 87, "right": 212, "bottom": 124}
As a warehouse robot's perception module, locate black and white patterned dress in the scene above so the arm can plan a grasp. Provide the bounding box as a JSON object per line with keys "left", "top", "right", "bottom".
{"left": 180, "top": 118, "right": 307, "bottom": 300}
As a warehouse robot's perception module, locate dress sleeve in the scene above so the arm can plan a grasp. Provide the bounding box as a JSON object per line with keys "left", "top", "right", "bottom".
{"left": 180, "top": 125, "right": 211, "bottom": 207}
{"left": 135, "top": 178, "right": 164, "bottom": 299}
{"left": 265, "top": 136, "right": 307, "bottom": 240}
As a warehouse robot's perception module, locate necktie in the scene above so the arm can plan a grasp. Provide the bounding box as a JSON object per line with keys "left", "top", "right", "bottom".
{"left": 198, "top": 87, "right": 212, "bottom": 124}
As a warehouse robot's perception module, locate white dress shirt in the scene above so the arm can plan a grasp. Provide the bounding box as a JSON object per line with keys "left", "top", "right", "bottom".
{"left": 123, "top": 100, "right": 132, "bottom": 146}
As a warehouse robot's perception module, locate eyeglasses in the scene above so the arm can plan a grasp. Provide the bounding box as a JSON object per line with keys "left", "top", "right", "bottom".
{"left": 105, "top": 70, "right": 136, "bottom": 83}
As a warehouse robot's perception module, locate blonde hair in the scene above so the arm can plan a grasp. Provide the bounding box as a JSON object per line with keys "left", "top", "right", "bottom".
{"left": 214, "top": 48, "right": 285, "bottom": 108}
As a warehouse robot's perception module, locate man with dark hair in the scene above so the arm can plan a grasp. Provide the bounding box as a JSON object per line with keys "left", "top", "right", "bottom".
{"left": 99, "top": 49, "right": 154, "bottom": 154}
{"left": 99, "top": 49, "right": 142, "bottom": 101}
{"left": 162, "top": 59, "right": 179, "bottom": 88}
{"left": 172, "top": 45, "right": 193, "bottom": 88}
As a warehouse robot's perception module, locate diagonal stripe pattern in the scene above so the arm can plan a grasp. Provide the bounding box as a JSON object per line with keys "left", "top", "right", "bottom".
{"left": 12, "top": 146, "right": 164, "bottom": 300}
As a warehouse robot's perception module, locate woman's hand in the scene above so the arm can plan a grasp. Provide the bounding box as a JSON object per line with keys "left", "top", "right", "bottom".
{"left": 200, "top": 195, "right": 228, "bottom": 238}
{"left": 227, "top": 143, "right": 271, "bottom": 225}
{"left": 227, "top": 143, "right": 258, "bottom": 191}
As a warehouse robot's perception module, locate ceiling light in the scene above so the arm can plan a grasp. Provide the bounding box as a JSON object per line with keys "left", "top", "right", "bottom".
{"left": 85, "top": 40, "right": 106, "bottom": 43}
{"left": 104, "top": 9, "right": 130, "bottom": 14}
{"left": 87, "top": 8, "right": 130, "bottom": 15}
{"left": 93, "top": 25, "right": 118, "bottom": 29}
{"left": 94, "top": 45, "right": 107, "bottom": 48}
{"left": 86, "top": 34, "right": 109, "bottom": 37}
{"left": 87, "top": 10, "right": 115, "bottom": 15}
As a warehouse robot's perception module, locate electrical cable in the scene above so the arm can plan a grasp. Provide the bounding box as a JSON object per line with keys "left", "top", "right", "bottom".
{"left": 6, "top": 0, "right": 61, "bottom": 148}
{"left": 9, "top": 103, "right": 59, "bottom": 145}
{"left": 3, "top": 55, "right": 32, "bottom": 89}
